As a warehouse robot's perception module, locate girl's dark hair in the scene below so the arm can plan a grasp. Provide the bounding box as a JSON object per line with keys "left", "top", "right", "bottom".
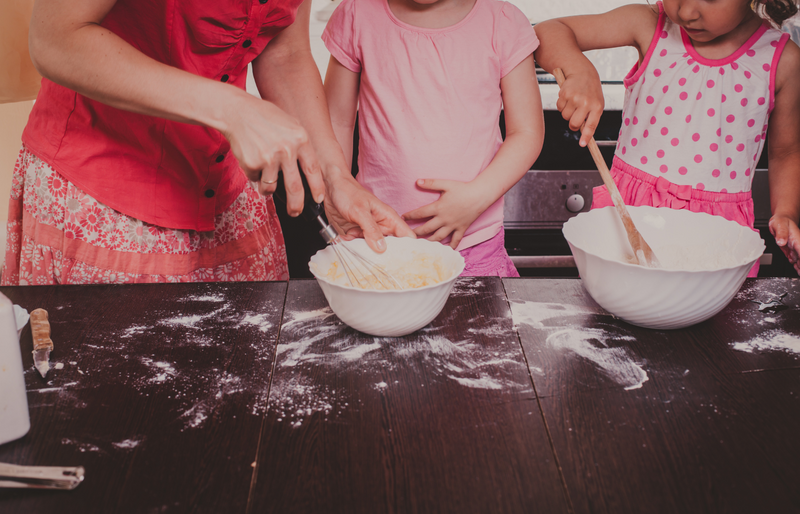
{"left": 753, "top": 0, "right": 799, "bottom": 27}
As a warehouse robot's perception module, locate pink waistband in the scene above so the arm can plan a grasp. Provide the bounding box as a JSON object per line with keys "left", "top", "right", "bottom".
{"left": 612, "top": 157, "right": 752, "bottom": 204}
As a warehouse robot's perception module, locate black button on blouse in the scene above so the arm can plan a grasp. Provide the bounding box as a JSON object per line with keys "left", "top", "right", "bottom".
{"left": 215, "top": 154, "right": 224, "bottom": 163}
{"left": 205, "top": 189, "right": 215, "bottom": 198}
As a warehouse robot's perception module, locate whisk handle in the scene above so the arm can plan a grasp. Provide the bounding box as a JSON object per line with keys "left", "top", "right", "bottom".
{"left": 272, "top": 165, "right": 337, "bottom": 243}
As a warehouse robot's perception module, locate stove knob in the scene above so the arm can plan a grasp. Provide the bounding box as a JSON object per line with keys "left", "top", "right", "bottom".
{"left": 566, "top": 194, "right": 585, "bottom": 213}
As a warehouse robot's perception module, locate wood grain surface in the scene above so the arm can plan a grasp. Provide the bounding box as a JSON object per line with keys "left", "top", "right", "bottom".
{"left": 248, "top": 277, "right": 569, "bottom": 514}
{"left": 505, "top": 278, "right": 800, "bottom": 514}
{"left": 0, "top": 282, "right": 286, "bottom": 514}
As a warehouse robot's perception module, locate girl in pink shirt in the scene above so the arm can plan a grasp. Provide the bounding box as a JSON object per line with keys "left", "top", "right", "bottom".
{"left": 323, "top": 0, "right": 545, "bottom": 277}
{"left": 534, "top": 0, "right": 800, "bottom": 276}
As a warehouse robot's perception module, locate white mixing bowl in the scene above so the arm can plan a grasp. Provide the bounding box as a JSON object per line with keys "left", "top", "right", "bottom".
{"left": 563, "top": 206, "right": 765, "bottom": 329}
{"left": 309, "top": 236, "right": 465, "bottom": 337}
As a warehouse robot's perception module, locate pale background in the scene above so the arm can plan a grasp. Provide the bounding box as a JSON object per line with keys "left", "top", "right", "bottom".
{"left": 1, "top": 0, "right": 797, "bottom": 270}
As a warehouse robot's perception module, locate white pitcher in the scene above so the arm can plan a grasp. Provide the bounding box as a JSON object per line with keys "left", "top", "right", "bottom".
{"left": 0, "top": 292, "right": 29, "bottom": 445}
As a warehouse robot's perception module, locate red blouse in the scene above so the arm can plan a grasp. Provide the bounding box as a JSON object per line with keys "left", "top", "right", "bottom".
{"left": 22, "top": 0, "right": 304, "bottom": 231}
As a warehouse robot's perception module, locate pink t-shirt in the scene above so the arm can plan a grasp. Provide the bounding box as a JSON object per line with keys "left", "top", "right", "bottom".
{"left": 322, "top": 0, "right": 538, "bottom": 250}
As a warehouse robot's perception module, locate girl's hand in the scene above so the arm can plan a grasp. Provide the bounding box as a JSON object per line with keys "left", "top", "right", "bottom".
{"left": 323, "top": 168, "right": 416, "bottom": 253}
{"left": 769, "top": 215, "right": 800, "bottom": 275}
{"left": 556, "top": 70, "right": 605, "bottom": 147}
{"left": 402, "top": 179, "right": 488, "bottom": 249}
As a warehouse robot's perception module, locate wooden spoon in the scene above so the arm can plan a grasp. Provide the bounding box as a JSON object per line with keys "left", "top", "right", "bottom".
{"left": 552, "top": 68, "right": 660, "bottom": 268}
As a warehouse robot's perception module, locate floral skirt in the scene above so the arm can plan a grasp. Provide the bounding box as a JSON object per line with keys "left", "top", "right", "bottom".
{"left": 1, "top": 146, "right": 289, "bottom": 285}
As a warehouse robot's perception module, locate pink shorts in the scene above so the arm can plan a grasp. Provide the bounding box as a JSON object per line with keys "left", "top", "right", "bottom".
{"left": 592, "top": 157, "right": 760, "bottom": 277}
{"left": 459, "top": 229, "right": 519, "bottom": 278}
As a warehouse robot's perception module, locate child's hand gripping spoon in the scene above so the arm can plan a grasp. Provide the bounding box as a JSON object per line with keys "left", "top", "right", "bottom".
{"left": 553, "top": 68, "right": 660, "bottom": 268}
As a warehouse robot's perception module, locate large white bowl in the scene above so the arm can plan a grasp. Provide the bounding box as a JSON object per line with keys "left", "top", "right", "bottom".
{"left": 563, "top": 206, "right": 765, "bottom": 330}
{"left": 309, "top": 237, "right": 465, "bottom": 337}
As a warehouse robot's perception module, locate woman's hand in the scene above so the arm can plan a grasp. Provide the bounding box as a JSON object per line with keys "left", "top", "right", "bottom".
{"left": 402, "top": 179, "right": 487, "bottom": 249}
{"left": 769, "top": 215, "right": 800, "bottom": 275}
{"left": 220, "top": 93, "right": 326, "bottom": 216}
{"left": 323, "top": 168, "right": 415, "bottom": 253}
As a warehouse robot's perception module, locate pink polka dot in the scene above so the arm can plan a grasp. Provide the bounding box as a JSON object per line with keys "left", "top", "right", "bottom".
{"left": 671, "top": 138, "right": 680, "bottom": 146}
{"left": 758, "top": 97, "right": 766, "bottom": 105}
{"left": 680, "top": 92, "right": 688, "bottom": 101}
{"left": 670, "top": 62, "right": 677, "bottom": 69}
{"left": 696, "top": 183, "right": 705, "bottom": 190}
{"left": 730, "top": 170, "right": 737, "bottom": 179}
{"left": 725, "top": 135, "right": 733, "bottom": 143}
{"left": 726, "top": 114, "right": 735, "bottom": 123}
{"left": 696, "top": 92, "right": 703, "bottom": 100}
{"left": 622, "top": 146, "right": 627, "bottom": 155}
{"left": 625, "top": 118, "right": 630, "bottom": 126}
{"left": 650, "top": 116, "right": 657, "bottom": 124}
{"left": 693, "top": 65, "right": 700, "bottom": 73}
{"left": 712, "top": 169, "right": 721, "bottom": 177}
{"left": 763, "top": 63, "right": 771, "bottom": 72}
{"left": 707, "top": 80, "right": 715, "bottom": 88}
{"left": 646, "top": 96, "right": 655, "bottom": 104}
{"left": 633, "top": 116, "right": 639, "bottom": 125}
{"left": 692, "top": 133, "right": 700, "bottom": 142}
{"left": 694, "top": 154, "right": 703, "bottom": 163}
{"left": 726, "top": 157, "right": 733, "bottom": 166}
{"left": 665, "top": 106, "right": 673, "bottom": 115}
{"left": 741, "top": 98, "right": 748, "bottom": 107}
{"left": 734, "top": 84, "right": 743, "bottom": 93}
{"left": 719, "top": 67, "right": 725, "bottom": 75}
{"left": 710, "top": 143, "right": 718, "bottom": 152}
{"left": 731, "top": 62, "right": 739, "bottom": 70}
{"left": 661, "top": 127, "right": 669, "bottom": 135}
{"left": 688, "top": 59, "right": 695, "bottom": 65}
{"left": 708, "top": 108, "right": 715, "bottom": 117}
{"left": 745, "top": 71, "right": 752, "bottom": 79}
{"left": 685, "top": 114, "right": 692, "bottom": 123}
{"left": 755, "top": 135, "right": 761, "bottom": 142}
{"left": 721, "top": 188, "right": 728, "bottom": 193}
{"left": 632, "top": 138, "right": 638, "bottom": 147}
{"left": 660, "top": 49, "right": 668, "bottom": 57}
{"left": 679, "top": 166, "right": 688, "bottom": 175}
{"left": 736, "top": 143, "right": 745, "bottom": 152}
{"left": 747, "top": 119, "right": 755, "bottom": 127}
{"left": 745, "top": 168, "right": 751, "bottom": 176}
{"left": 641, "top": 156, "right": 648, "bottom": 164}
{"left": 654, "top": 69, "right": 662, "bottom": 77}
{"left": 746, "top": 49, "right": 755, "bottom": 57}
{"left": 657, "top": 149, "right": 665, "bottom": 158}
{"left": 721, "top": 94, "right": 727, "bottom": 103}
{"left": 679, "top": 77, "right": 687, "bottom": 86}
{"left": 661, "top": 30, "right": 668, "bottom": 38}
{"left": 772, "top": 40, "right": 779, "bottom": 47}
{"left": 716, "top": 128, "right": 722, "bottom": 136}
{"left": 662, "top": 85, "right": 669, "bottom": 94}
{"left": 660, "top": 165, "right": 668, "bottom": 173}
{"left": 644, "top": 129, "right": 649, "bottom": 138}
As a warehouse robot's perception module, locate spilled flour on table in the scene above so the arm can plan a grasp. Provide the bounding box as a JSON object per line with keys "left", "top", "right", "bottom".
{"left": 731, "top": 330, "right": 800, "bottom": 357}
{"left": 270, "top": 303, "right": 529, "bottom": 427}
{"left": 511, "top": 300, "right": 649, "bottom": 391}
{"left": 112, "top": 438, "right": 144, "bottom": 450}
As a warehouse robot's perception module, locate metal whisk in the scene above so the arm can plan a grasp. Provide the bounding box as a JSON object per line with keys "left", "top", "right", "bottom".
{"left": 273, "top": 169, "right": 402, "bottom": 290}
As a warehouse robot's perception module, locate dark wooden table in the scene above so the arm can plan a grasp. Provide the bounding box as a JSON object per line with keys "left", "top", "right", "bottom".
{"left": 0, "top": 278, "right": 798, "bottom": 514}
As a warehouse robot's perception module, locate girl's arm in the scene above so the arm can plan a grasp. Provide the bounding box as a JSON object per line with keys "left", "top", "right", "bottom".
{"left": 323, "top": 56, "right": 360, "bottom": 173}
{"left": 767, "top": 41, "right": 800, "bottom": 275}
{"left": 30, "top": 0, "right": 326, "bottom": 206}
{"left": 532, "top": 4, "right": 658, "bottom": 146}
{"left": 403, "top": 54, "right": 544, "bottom": 249}
{"left": 252, "top": 6, "right": 414, "bottom": 250}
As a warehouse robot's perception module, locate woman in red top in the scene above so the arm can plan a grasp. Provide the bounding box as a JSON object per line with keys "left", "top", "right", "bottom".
{"left": 2, "top": 0, "right": 412, "bottom": 285}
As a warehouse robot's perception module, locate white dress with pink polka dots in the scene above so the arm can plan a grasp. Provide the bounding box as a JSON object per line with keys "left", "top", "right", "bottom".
{"left": 615, "top": 3, "right": 790, "bottom": 193}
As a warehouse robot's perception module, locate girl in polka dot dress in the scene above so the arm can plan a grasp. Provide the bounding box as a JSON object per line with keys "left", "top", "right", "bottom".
{"left": 534, "top": 0, "right": 800, "bottom": 276}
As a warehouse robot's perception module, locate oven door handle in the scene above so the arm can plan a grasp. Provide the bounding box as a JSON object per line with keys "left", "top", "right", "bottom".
{"left": 511, "top": 256, "right": 576, "bottom": 268}
{"left": 594, "top": 140, "right": 617, "bottom": 147}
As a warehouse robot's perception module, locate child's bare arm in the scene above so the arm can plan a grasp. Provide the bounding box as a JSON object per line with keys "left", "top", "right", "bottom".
{"left": 533, "top": 5, "right": 658, "bottom": 146}
{"left": 323, "top": 56, "right": 360, "bottom": 172}
{"left": 403, "top": 55, "right": 543, "bottom": 248}
{"left": 767, "top": 41, "right": 800, "bottom": 275}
